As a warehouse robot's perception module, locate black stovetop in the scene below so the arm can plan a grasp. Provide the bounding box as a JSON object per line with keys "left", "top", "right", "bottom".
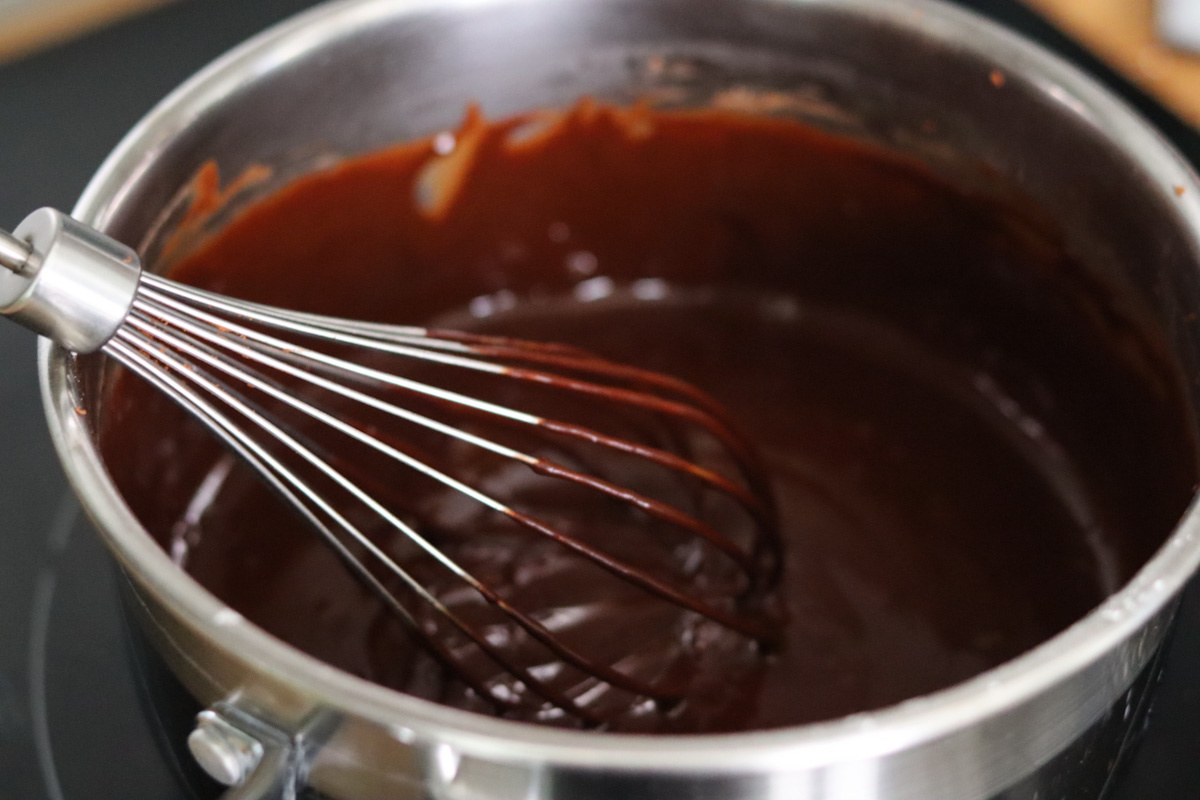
{"left": 1, "top": 1, "right": 1199, "bottom": 797}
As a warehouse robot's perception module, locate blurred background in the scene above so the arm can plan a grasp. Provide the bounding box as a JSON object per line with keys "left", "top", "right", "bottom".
{"left": 5, "top": 0, "right": 1200, "bottom": 125}
{"left": 0, "top": 0, "right": 171, "bottom": 63}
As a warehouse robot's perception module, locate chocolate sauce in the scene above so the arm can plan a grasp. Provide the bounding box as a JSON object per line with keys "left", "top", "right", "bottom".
{"left": 99, "top": 103, "right": 1198, "bottom": 733}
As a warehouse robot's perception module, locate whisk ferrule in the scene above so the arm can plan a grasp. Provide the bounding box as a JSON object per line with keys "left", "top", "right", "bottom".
{"left": 0, "top": 208, "right": 141, "bottom": 353}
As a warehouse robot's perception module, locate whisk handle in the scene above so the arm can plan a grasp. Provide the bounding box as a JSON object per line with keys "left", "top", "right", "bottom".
{"left": 0, "top": 208, "right": 141, "bottom": 353}
{"left": 0, "top": 228, "right": 33, "bottom": 275}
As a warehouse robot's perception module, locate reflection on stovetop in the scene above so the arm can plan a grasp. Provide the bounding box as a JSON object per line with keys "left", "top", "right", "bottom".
{"left": 28, "top": 496, "right": 200, "bottom": 799}
{"left": 28, "top": 494, "right": 331, "bottom": 799}
{"left": 2, "top": 0, "right": 1200, "bottom": 798}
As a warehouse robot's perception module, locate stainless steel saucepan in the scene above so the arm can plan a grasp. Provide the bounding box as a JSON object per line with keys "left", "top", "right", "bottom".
{"left": 38, "top": 0, "right": 1200, "bottom": 797}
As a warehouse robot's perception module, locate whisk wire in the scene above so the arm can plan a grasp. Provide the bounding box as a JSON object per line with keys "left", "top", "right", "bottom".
{"left": 142, "top": 274, "right": 773, "bottom": 526}
{"left": 120, "top": 300, "right": 781, "bottom": 692}
{"left": 128, "top": 296, "right": 767, "bottom": 610}
{"left": 118, "top": 289, "right": 781, "bottom": 717}
{"left": 134, "top": 287, "right": 768, "bottom": 579}
{"left": 108, "top": 330, "right": 649, "bottom": 721}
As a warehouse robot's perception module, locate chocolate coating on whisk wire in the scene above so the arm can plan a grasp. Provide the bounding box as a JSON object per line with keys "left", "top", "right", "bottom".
{"left": 74, "top": 265, "right": 779, "bottom": 722}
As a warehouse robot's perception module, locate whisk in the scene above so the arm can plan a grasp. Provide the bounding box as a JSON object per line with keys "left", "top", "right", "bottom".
{"left": 0, "top": 208, "right": 779, "bottom": 725}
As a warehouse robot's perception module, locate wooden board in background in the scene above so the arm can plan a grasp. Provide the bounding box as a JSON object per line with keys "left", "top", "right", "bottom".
{"left": 0, "top": 0, "right": 170, "bottom": 64}
{"left": 1024, "top": 0, "right": 1200, "bottom": 128}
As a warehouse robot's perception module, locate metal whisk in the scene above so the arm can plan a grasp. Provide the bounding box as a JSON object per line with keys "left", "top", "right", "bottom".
{"left": 0, "top": 208, "right": 779, "bottom": 725}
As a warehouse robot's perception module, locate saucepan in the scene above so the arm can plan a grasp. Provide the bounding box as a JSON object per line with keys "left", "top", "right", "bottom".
{"left": 39, "top": 0, "right": 1200, "bottom": 797}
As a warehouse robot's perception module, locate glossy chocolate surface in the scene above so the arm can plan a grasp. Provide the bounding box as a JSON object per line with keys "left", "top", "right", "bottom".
{"left": 99, "top": 104, "right": 1197, "bottom": 732}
